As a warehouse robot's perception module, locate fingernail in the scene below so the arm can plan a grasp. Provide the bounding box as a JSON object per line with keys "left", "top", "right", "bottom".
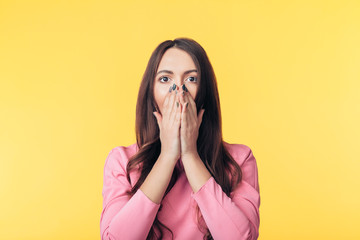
{"left": 182, "top": 84, "right": 186, "bottom": 91}
{"left": 172, "top": 84, "right": 176, "bottom": 90}
{"left": 186, "top": 102, "right": 189, "bottom": 108}
{"left": 176, "top": 102, "right": 179, "bottom": 107}
{"left": 175, "top": 90, "right": 177, "bottom": 95}
{"left": 169, "top": 86, "right": 172, "bottom": 92}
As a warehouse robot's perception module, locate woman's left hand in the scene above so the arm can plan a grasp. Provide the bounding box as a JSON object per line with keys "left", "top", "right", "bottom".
{"left": 178, "top": 86, "right": 205, "bottom": 157}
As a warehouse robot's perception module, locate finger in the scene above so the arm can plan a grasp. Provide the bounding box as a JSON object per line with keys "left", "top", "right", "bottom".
{"left": 162, "top": 86, "right": 173, "bottom": 117}
{"left": 182, "top": 94, "right": 193, "bottom": 127}
{"left": 176, "top": 91, "right": 183, "bottom": 112}
{"left": 183, "top": 91, "right": 195, "bottom": 121}
{"left": 175, "top": 93, "right": 182, "bottom": 127}
{"left": 179, "top": 88, "right": 186, "bottom": 109}
{"left": 181, "top": 101, "right": 189, "bottom": 132}
{"left": 185, "top": 90, "right": 197, "bottom": 117}
{"left": 169, "top": 86, "right": 178, "bottom": 121}
{"left": 164, "top": 86, "right": 176, "bottom": 121}
{"left": 163, "top": 85, "right": 173, "bottom": 108}
{"left": 180, "top": 88, "right": 186, "bottom": 118}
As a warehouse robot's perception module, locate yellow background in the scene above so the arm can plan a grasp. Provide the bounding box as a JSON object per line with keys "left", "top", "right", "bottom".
{"left": 1, "top": 0, "right": 359, "bottom": 239}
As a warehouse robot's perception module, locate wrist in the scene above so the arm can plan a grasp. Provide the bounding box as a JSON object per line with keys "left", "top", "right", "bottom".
{"left": 181, "top": 151, "right": 199, "bottom": 160}
{"left": 159, "top": 152, "right": 179, "bottom": 166}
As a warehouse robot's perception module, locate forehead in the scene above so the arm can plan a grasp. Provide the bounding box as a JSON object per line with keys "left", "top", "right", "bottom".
{"left": 157, "top": 48, "right": 197, "bottom": 71}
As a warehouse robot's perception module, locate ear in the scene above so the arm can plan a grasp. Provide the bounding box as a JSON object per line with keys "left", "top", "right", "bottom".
{"left": 153, "top": 111, "right": 162, "bottom": 125}
{"left": 197, "top": 109, "right": 205, "bottom": 127}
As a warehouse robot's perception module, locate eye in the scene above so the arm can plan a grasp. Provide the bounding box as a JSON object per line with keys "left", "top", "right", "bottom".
{"left": 187, "top": 76, "right": 197, "bottom": 82}
{"left": 159, "top": 76, "right": 170, "bottom": 82}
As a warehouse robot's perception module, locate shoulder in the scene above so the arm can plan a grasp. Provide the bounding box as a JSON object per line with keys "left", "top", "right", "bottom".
{"left": 111, "top": 142, "right": 139, "bottom": 158}
{"left": 223, "top": 141, "right": 255, "bottom": 167}
{"left": 104, "top": 143, "right": 139, "bottom": 172}
{"left": 223, "top": 141, "right": 259, "bottom": 191}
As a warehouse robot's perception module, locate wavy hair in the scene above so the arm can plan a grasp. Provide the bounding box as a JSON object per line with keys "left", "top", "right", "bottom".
{"left": 126, "top": 38, "right": 242, "bottom": 239}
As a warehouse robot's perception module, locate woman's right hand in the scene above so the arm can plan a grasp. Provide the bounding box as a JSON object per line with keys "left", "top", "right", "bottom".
{"left": 153, "top": 84, "right": 182, "bottom": 162}
{"left": 140, "top": 86, "right": 181, "bottom": 204}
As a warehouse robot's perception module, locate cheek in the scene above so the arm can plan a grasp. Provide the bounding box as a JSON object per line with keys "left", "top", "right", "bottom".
{"left": 154, "top": 88, "right": 168, "bottom": 113}
{"left": 188, "top": 86, "right": 198, "bottom": 100}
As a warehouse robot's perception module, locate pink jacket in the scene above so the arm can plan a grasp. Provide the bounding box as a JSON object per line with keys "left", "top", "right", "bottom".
{"left": 100, "top": 141, "right": 260, "bottom": 240}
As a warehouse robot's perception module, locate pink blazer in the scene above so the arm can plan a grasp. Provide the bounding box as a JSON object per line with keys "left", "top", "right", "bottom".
{"left": 100, "top": 141, "right": 260, "bottom": 239}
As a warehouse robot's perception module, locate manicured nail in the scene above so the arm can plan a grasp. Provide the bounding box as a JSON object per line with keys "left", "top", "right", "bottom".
{"left": 169, "top": 86, "right": 172, "bottom": 92}
{"left": 186, "top": 102, "right": 189, "bottom": 108}
{"left": 176, "top": 102, "right": 179, "bottom": 107}
{"left": 182, "top": 84, "right": 186, "bottom": 91}
{"left": 172, "top": 84, "right": 176, "bottom": 90}
{"left": 175, "top": 90, "right": 177, "bottom": 95}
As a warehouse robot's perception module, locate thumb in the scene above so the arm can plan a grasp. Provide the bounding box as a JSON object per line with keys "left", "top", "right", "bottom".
{"left": 153, "top": 111, "right": 162, "bottom": 125}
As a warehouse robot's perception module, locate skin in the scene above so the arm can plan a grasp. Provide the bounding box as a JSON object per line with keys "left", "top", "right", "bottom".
{"left": 139, "top": 47, "right": 211, "bottom": 204}
{"left": 153, "top": 47, "right": 199, "bottom": 115}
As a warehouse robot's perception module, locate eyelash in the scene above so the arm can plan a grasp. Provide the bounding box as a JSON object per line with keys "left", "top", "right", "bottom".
{"left": 158, "top": 76, "right": 198, "bottom": 83}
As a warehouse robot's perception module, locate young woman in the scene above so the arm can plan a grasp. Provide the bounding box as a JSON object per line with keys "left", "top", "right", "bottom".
{"left": 100, "top": 38, "right": 260, "bottom": 240}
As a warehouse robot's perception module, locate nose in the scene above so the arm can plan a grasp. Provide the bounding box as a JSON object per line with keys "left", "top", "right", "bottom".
{"left": 172, "top": 83, "right": 183, "bottom": 91}
{"left": 174, "top": 80, "right": 186, "bottom": 91}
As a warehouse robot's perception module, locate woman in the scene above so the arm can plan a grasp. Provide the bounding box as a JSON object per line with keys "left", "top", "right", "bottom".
{"left": 100, "top": 38, "right": 260, "bottom": 240}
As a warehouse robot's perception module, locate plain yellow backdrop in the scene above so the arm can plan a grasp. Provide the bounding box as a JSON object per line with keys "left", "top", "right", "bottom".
{"left": 1, "top": 0, "right": 359, "bottom": 239}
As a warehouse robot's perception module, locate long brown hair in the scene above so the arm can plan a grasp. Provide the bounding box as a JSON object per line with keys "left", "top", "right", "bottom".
{"left": 126, "top": 38, "right": 242, "bottom": 239}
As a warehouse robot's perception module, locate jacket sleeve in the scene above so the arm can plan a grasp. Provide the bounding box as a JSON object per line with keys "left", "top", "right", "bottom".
{"left": 100, "top": 147, "right": 161, "bottom": 240}
{"left": 191, "top": 145, "right": 260, "bottom": 240}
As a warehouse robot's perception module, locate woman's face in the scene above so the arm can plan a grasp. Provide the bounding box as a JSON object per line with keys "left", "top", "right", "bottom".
{"left": 153, "top": 47, "right": 199, "bottom": 114}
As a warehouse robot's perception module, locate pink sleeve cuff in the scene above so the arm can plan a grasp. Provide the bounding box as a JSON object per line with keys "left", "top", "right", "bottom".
{"left": 191, "top": 176, "right": 215, "bottom": 198}
{"left": 107, "top": 189, "right": 160, "bottom": 240}
{"left": 191, "top": 177, "right": 257, "bottom": 240}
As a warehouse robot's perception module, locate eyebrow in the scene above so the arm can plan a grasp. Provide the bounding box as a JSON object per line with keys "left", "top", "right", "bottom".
{"left": 156, "top": 69, "right": 198, "bottom": 76}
